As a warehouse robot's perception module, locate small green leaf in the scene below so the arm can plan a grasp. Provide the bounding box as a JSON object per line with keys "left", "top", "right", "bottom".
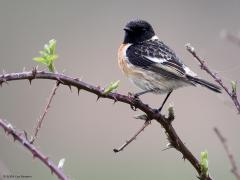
{"left": 39, "top": 50, "right": 48, "bottom": 57}
{"left": 33, "top": 39, "right": 58, "bottom": 72}
{"left": 48, "top": 63, "right": 55, "bottom": 73}
{"left": 103, "top": 80, "right": 120, "bottom": 95}
{"left": 49, "top": 54, "right": 58, "bottom": 62}
{"left": 44, "top": 44, "right": 50, "bottom": 54}
{"left": 49, "top": 39, "right": 57, "bottom": 54}
{"left": 33, "top": 57, "right": 47, "bottom": 64}
{"left": 200, "top": 150, "right": 209, "bottom": 176}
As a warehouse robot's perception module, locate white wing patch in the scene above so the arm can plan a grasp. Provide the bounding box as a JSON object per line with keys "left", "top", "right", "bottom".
{"left": 183, "top": 66, "right": 197, "bottom": 77}
{"left": 144, "top": 56, "right": 167, "bottom": 64}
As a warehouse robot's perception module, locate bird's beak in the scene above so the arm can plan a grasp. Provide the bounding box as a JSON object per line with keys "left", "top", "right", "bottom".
{"left": 124, "top": 27, "right": 133, "bottom": 32}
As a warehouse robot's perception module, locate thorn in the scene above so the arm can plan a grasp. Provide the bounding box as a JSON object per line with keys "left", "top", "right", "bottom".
{"left": 32, "top": 67, "right": 37, "bottom": 78}
{"left": 96, "top": 96, "right": 101, "bottom": 102}
{"left": 23, "top": 67, "right": 26, "bottom": 72}
{"left": 28, "top": 78, "right": 32, "bottom": 85}
{"left": 74, "top": 77, "right": 80, "bottom": 81}
{"left": 130, "top": 105, "right": 137, "bottom": 111}
{"left": 0, "top": 74, "right": 9, "bottom": 86}
{"left": 50, "top": 166, "right": 54, "bottom": 175}
{"left": 182, "top": 155, "right": 186, "bottom": 161}
{"left": 12, "top": 134, "right": 17, "bottom": 142}
{"left": 77, "top": 88, "right": 81, "bottom": 95}
{"left": 56, "top": 81, "right": 60, "bottom": 86}
{"left": 113, "top": 99, "right": 117, "bottom": 104}
{"left": 68, "top": 85, "right": 72, "bottom": 92}
{"left": 32, "top": 152, "right": 37, "bottom": 159}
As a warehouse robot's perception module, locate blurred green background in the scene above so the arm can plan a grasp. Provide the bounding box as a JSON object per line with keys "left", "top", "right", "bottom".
{"left": 0, "top": 0, "right": 240, "bottom": 179}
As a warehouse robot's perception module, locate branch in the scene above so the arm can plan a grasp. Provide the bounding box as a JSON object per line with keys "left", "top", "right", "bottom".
{"left": 214, "top": 127, "right": 240, "bottom": 180}
{"left": 30, "top": 81, "right": 60, "bottom": 144}
{"left": 186, "top": 43, "right": 240, "bottom": 113}
{"left": 0, "top": 70, "right": 212, "bottom": 180}
{"left": 0, "top": 118, "right": 68, "bottom": 180}
{"left": 113, "top": 121, "right": 151, "bottom": 153}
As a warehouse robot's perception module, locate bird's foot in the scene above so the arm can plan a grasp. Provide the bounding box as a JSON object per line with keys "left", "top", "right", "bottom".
{"left": 128, "top": 92, "right": 140, "bottom": 100}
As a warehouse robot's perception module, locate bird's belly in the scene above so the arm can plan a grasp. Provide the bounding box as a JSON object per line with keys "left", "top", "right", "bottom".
{"left": 118, "top": 44, "right": 190, "bottom": 94}
{"left": 129, "top": 71, "right": 190, "bottom": 94}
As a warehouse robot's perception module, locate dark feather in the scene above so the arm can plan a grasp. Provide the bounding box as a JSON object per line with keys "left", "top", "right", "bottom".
{"left": 186, "top": 75, "right": 222, "bottom": 93}
{"left": 126, "top": 39, "right": 186, "bottom": 78}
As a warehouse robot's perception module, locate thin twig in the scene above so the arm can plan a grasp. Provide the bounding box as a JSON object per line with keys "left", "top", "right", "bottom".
{"left": 113, "top": 121, "right": 151, "bottom": 153}
{"left": 30, "top": 81, "right": 60, "bottom": 144}
{"left": 0, "top": 118, "right": 68, "bottom": 180}
{"left": 0, "top": 70, "right": 213, "bottom": 179}
{"left": 214, "top": 127, "right": 240, "bottom": 180}
{"left": 186, "top": 43, "right": 240, "bottom": 113}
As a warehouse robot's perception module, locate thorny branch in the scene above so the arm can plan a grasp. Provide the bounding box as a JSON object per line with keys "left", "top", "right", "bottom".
{"left": 186, "top": 43, "right": 240, "bottom": 113}
{"left": 0, "top": 70, "right": 212, "bottom": 180}
{"left": 30, "top": 81, "right": 60, "bottom": 144}
{"left": 214, "top": 127, "right": 240, "bottom": 180}
{"left": 0, "top": 118, "right": 68, "bottom": 180}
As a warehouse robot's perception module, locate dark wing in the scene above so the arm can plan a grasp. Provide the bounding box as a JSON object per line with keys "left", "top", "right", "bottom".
{"left": 126, "top": 39, "right": 187, "bottom": 79}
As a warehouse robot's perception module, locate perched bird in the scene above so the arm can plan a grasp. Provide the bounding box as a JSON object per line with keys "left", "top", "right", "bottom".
{"left": 118, "top": 19, "right": 221, "bottom": 111}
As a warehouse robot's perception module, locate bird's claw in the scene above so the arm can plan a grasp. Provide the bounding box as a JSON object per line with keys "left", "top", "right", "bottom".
{"left": 128, "top": 92, "right": 140, "bottom": 100}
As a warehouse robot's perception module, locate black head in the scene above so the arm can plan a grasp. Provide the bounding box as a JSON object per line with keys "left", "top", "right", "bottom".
{"left": 123, "top": 20, "right": 155, "bottom": 44}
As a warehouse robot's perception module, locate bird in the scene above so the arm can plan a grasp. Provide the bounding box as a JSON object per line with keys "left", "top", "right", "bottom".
{"left": 118, "top": 19, "right": 221, "bottom": 112}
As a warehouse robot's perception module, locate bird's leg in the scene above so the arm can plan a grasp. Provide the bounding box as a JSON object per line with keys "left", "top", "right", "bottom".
{"left": 158, "top": 91, "right": 172, "bottom": 112}
{"left": 134, "top": 89, "right": 154, "bottom": 97}
{"left": 129, "top": 89, "right": 154, "bottom": 111}
{"left": 129, "top": 89, "right": 154, "bottom": 99}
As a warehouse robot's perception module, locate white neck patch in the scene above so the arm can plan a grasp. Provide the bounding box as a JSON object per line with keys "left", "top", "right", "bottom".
{"left": 151, "top": 35, "right": 159, "bottom": 40}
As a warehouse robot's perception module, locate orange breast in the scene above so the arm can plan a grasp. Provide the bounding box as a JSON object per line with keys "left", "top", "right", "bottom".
{"left": 118, "top": 44, "right": 137, "bottom": 76}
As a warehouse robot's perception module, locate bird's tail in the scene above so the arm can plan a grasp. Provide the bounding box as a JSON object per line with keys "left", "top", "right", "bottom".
{"left": 186, "top": 75, "right": 221, "bottom": 93}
